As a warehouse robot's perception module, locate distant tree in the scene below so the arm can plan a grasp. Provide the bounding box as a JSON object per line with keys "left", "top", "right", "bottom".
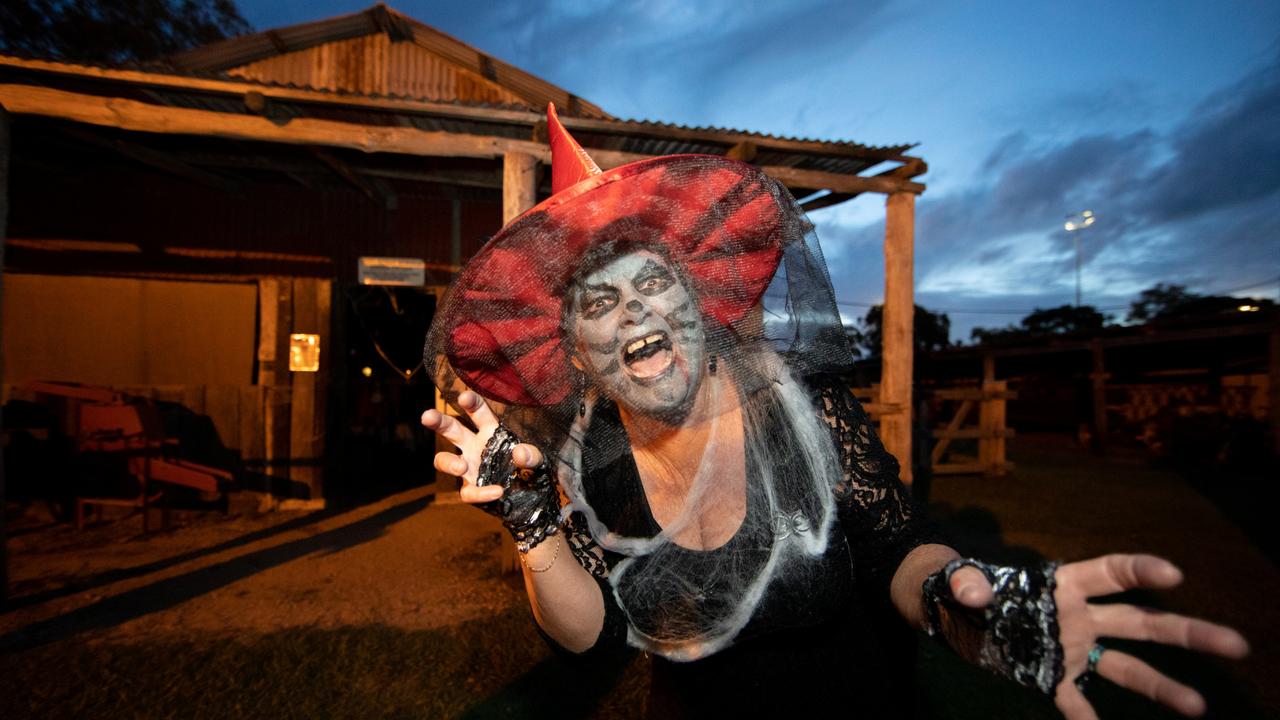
{"left": 1020, "top": 305, "right": 1106, "bottom": 335}
{"left": 0, "top": 0, "right": 251, "bottom": 64}
{"left": 1127, "top": 283, "right": 1199, "bottom": 323}
{"left": 1127, "top": 282, "right": 1275, "bottom": 323}
{"left": 970, "top": 304, "right": 1106, "bottom": 345}
{"left": 850, "top": 304, "right": 951, "bottom": 358}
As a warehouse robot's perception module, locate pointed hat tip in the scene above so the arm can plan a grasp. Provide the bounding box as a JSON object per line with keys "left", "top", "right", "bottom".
{"left": 548, "top": 102, "right": 601, "bottom": 194}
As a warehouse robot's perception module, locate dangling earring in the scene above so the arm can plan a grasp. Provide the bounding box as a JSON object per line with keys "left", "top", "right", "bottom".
{"left": 708, "top": 354, "right": 717, "bottom": 375}
{"left": 579, "top": 399, "right": 587, "bottom": 417}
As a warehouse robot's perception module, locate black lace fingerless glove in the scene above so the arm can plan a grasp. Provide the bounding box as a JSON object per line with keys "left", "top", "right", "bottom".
{"left": 476, "top": 423, "right": 562, "bottom": 553}
{"left": 922, "top": 558, "right": 1065, "bottom": 696}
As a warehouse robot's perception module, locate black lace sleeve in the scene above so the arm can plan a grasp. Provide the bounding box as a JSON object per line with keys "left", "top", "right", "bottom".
{"left": 813, "top": 375, "right": 945, "bottom": 602}
{"left": 536, "top": 510, "right": 630, "bottom": 656}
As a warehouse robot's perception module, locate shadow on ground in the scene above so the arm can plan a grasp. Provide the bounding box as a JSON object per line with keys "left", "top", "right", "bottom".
{"left": 2, "top": 509, "right": 340, "bottom": 613}
{"left": 0, "top": 609, "right": 649, "bottom": 720}
{"left": 0, "top": 495, "right": 431, "bottom": 653}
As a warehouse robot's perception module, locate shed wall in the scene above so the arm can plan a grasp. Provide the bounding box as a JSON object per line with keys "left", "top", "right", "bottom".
{"left": 227, "top": 34, "right": 527, "bottom": 105}
{"left": 2, "top": 274, "right": 257, "bottom": 387}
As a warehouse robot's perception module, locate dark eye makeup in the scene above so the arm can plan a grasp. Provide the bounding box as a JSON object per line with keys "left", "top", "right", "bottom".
{"left": 633, "top": 261, "right": 674, "bottom": 296}
{"left": 579, "top": 288, "right": 618, "bottom": 319}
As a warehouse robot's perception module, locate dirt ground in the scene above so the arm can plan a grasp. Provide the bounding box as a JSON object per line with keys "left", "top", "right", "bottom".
{"left": 1, "top": 433, "right": 1276, "bottom": 719}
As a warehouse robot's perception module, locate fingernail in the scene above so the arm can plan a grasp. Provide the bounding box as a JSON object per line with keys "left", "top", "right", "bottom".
{"left": 956, "top": 585, "right": 977, "bottom": 604}
{"left": 514, "top": 447, "right": 528, "bottom": 464}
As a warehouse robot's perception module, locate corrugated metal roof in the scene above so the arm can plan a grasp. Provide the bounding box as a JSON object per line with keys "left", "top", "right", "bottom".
{"left": 1, "top": 52, "right": 920, "bottom": 187}
{"left": 168, "top": 3, "right": 611, "bottom": 119}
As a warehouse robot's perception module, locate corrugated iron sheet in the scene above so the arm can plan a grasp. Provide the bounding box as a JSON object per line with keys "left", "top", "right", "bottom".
{"left": 1, "top": 54, "right": 913, "bottom": 174}
{"left": 169, "top": 4, "right": 611, "bottom": 119}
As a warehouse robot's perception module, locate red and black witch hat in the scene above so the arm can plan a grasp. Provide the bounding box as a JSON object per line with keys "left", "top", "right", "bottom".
{"left": 438, "top": 104, "right": 794, "bottom": 406}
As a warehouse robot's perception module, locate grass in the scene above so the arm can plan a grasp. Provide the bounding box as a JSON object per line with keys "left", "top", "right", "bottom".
{"left": 0, "top": 609, "right": 648, "bottom": 720}
{"left": 1, "top": 433, "right": 1273, "bottom": 719}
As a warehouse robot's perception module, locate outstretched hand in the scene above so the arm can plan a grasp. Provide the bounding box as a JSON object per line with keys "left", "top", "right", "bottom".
{"left": 945, "top": 554, "right": 1248, "bottom": 719}
{"left": 421, "top": 390, "right": 544, "bottom": 506}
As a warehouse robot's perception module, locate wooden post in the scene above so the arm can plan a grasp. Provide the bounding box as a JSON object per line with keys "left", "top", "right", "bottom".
{"left": 1090, "top": 340, "right": 1108, "bottom": 451}
{"left": 982, "top": 380, "right": 1010, "bottom": 476}
{"left": 0, "top": 105, "right": 10, "bottom": 601}
{"left": 503, "top": 152, "right": 537, "bottom": 224}
{"left": 881, "top": 192, "right": 915, "bottom": 484}
{"left": 979, "top": 382, "right": 995, "bottom": 472}
{"left": 498, "top": 150, "right": 538, "bottom": 573}
{"left": 289, "top": 278, "right": 330, "bottom": 503}
{"left": 1269, "top": 328, "right": 1280, "bottom": 456}
{"left": 257, "top": 277, "right": 293, "bottom": 508}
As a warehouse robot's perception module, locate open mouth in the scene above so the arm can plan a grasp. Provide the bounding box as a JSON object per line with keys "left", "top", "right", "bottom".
{"left": 622, "top": 331, "right": 674, "bottom": 380}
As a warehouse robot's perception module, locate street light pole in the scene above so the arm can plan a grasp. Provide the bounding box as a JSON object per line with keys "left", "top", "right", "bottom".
{"left": 1064, "top": 210, "right": 1095, "bottom": 307}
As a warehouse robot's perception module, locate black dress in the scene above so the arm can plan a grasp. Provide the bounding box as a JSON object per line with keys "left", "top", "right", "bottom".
{"left": 553, "top": 375, "right": 943, "bottom": 717}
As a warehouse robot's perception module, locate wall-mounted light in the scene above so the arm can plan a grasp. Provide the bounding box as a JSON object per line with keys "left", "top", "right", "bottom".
{"left": 289, "top": 333, "right": 321, "bottom": 372}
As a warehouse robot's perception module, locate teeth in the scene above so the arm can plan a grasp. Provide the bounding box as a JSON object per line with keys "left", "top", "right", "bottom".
{"left": 625, "top": 333, "right": 665, "bottom": 355}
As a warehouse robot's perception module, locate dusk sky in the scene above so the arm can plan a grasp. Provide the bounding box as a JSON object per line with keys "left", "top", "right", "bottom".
{"left": 239, "top": 1, "right": 1280, "bottom": 340}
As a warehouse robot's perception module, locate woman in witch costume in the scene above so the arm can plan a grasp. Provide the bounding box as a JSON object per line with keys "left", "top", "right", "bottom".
{"left": 421, "top": 105, "right": 1247, "bottom": 717}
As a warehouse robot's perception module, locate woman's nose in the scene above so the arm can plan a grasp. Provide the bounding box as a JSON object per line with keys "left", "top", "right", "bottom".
{"left": 621, "top": 297, "right": 649, "bottom": 324}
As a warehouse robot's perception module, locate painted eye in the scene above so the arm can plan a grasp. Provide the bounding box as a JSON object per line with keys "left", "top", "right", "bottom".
{"left": 636, "top": 275, "right": 672, "bottom": 295}
{"left": 582, "top": 294, "right": 617, "bottom": 318}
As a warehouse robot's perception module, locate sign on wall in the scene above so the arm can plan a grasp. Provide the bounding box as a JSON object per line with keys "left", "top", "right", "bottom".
{"left": 358, "top": 257, "right": 426, "bottom": 286}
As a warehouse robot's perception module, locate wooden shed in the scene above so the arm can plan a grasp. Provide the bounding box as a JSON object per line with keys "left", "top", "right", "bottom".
{"left": 0, "top": 4, "right": 928, "bottom": 519}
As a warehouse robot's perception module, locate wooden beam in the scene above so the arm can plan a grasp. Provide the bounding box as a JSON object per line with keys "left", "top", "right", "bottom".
{"left": 310, "top": 147, "right": 388, "bottom": 205}
{"left": 59, "top": 125, "right": 241, "bottom": 193}
{"left": 0, "top": 84, "right": 553, "bottom": 162}
{"left": 503, "top": 151, "right": 537, "bottom": 224}
{"left": 931, "top": 399, "right": 973, "bottom": 465}
{"left": 725, "top": 141, "right": 757, "bottom": 162}
{"left": 357, "top": 166, "right": 502, "bottom": 190}
{"left": 886, "top": 157, "right": 929, "bottom": 179}
{"left": 799, "top": 159, "right": 930, "bottom": 211}
{"left": 0, "top": 56, "right": 919, "bottom": 163}
{"left": 799, "top": 191, "right": 852, "bottom": 213}
{"left": 881, "top": 192, "right": 916, "bottom": 483}
{"left": 308, "top": 146, "right": 394, "bottom": 207}
{"left": 749, "top": 164, "right": 923, "bottom": 196}
{"left": 0, "top": 83, "right": 923, "bottom": 197}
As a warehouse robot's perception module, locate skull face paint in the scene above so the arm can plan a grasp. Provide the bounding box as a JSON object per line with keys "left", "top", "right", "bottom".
{"left": 569, "top": 250, "right": 706, "bottom": 418}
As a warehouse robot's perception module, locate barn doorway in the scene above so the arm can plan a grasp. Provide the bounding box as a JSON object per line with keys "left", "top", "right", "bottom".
{"left": 334, "top": 285, "right": 437, "bottom": 506}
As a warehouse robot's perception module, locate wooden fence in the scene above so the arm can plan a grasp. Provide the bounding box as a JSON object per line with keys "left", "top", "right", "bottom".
{"left": 929, "top": 381, "right": 1015, "bottom": 476}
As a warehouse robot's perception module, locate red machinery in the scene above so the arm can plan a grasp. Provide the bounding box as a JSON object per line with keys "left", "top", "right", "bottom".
{"left": 27, "top": 382, "right": 233, "bottom": 531}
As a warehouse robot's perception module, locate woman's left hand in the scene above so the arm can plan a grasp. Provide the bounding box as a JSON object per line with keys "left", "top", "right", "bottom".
{"left": 948, "top": 553, "right": 1249, "bottom": 719}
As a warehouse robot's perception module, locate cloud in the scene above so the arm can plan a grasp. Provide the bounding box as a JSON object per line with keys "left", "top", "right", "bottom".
{"left": 1140, "top": 57, "right": 1280, "bottom": 222}
{"left": 812, "top": 49, "right": 1280, "bottom": 339}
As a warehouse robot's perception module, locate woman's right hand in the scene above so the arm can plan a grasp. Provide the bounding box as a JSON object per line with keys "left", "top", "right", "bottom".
{"left": 421, "top": 390, "right": 545, "bottom": 506}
